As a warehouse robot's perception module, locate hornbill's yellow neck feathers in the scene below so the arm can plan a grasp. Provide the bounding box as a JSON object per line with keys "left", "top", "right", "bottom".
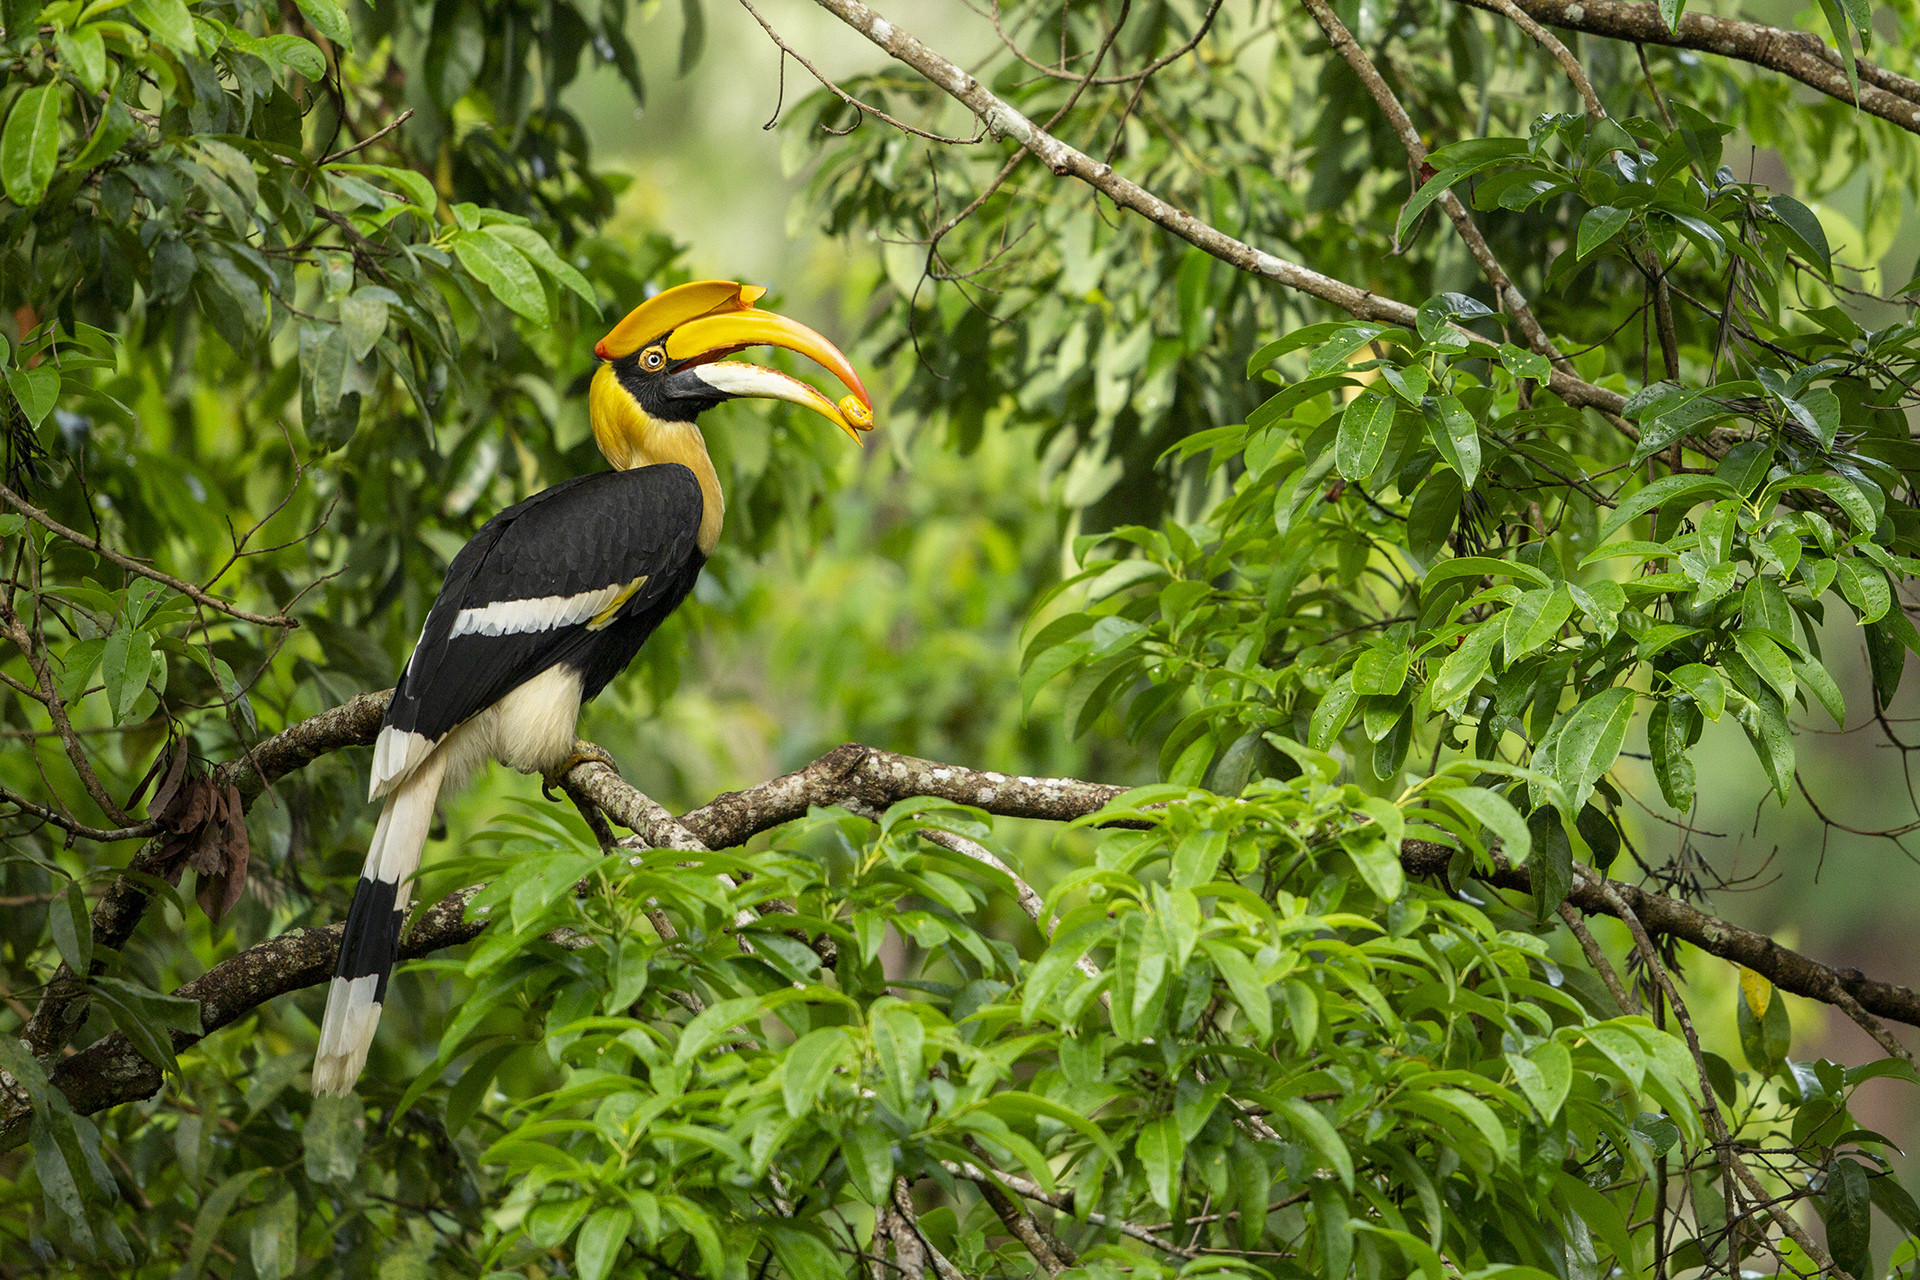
{"left": 589, "top": 280, "right": 872, "bottom": 555}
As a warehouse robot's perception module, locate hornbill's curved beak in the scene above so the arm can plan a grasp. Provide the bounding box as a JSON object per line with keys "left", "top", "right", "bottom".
{"left": 596, "top": 280, "right": 874, "bottom": 441}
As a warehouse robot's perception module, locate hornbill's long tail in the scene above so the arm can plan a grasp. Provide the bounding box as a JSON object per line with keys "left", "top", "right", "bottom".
{"left": 312, "top": 753, "right": 448, "bottom": 1095}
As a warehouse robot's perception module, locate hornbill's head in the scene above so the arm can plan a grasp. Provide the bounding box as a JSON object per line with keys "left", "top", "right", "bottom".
{"left": 588, "top": 280, "right": 873, "bottom": 471}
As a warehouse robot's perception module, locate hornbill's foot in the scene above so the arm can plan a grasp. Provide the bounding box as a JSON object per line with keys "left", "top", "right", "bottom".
{"left": 541, "top": 742, "right": 618, "bottom": 800}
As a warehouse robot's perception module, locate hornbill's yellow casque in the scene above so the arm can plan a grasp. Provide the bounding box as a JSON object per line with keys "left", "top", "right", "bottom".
{"left": 311, "top": 281, "right": 872, "bottom": 1095}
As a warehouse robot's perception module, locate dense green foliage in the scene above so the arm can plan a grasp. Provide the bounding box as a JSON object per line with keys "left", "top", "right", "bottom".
{"left": 5, "top": 0, "right": 1920, "bottom": 1275}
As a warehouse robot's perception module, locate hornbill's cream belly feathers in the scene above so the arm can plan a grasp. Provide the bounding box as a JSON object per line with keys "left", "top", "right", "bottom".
{"left": 312, "top": 281, "right": 872, "bottom": 1096}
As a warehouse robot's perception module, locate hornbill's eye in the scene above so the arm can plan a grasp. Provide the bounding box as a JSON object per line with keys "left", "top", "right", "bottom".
{"left": 639, "top": 345, "right": 667, "bottom": 371}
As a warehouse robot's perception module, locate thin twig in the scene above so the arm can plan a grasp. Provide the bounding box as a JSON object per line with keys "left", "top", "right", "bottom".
{"left": 0, "top": 783, "right": 162, "bottom": 842}
{"left": 943, "top": 1160, "right": 1192, "bottom": 1260}
{"left": 319, "top": 108, "right": 416, "bottom": 164}
{"left": 1596, "top": 875, "right": 1839, "bottom": 1276}
{"left": 1300, "top": 0, "right": 1570, "bottom": 372}
{"left": 804, "top": 0, "right": 1650, "bottom": 439}
{"left": 988, "top": 0, "right": 1223, "bottom": 85}
{"left": 737, "top": 0, "right": 985, "bottom": 144}
{"left": 1557, "top": 900, "right": 1642, "bottom": 1015}
{"left": 1479, "top": 0, "right": 1607, "bottom": 117}
{"left": 0, "top": 482, "right": 296, "bottom": 629}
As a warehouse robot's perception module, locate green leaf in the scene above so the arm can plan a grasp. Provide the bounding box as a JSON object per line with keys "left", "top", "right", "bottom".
{"left": 1736, "top": 687, "right": 1797, "bottom": 801}
{"left": 1270, "top": 1096, "right": 1353, "bottom": 1190}
{"left": 1767, "top": 474, "right": 1877, "bottom": 535}
{"left": 1201, "top": 941, "right": 1272, "bottom": 1043}
{"left": 50, "top": 881, "right": 91, "bottom": 975}
{"left": 55, "top": 26, "right": 107, "bottom": 93}
{"left": 1815, "top": 0, "right": 1861, "bottom": 109}
{"left": 185, "top": 1169, "right": 261, "bottom": 1278}
{"left": 871, "top": 1001, "right": 924, "bottom": 1107}
{"left": 28, "top": 1121, "right": 89, "bottom": 1247}
{"left": 262, "top": 33, "right": 327, "bottom": 79}
{"left": 1426, "top": 559, "right": 1554, "bottom": 594}
{"left": 1351, "top": 645, "right": 1410, "bottom": 696}
{"left": 249, "top": 1190, "right": 298, "bottom": 1280}
{"left": 1736, "top": 969, "right": 1791, "bottom": 1077}
{"left": 1824, "top": 1159, "right": 1873, "bottom": 1279}
{"left": 1508, "top": 1041, "right": 1571, "bottom": 1120}
{"left": 1137, "top": 1115, "right": 1180, "bottom": 1210}
{"left": 1381, "top": 362, "right": 1429, "bottom": 403}
{"left": 1527, "top": 806, "right": 1572, "bottom": 920}
{"left": 1395, "top": 167, "right": 1473, "bottom": 244}
{"left": 1497, "top": 342, "right": 1551, "bottom": 381}
{"left": 1306, "top": 324, "right": 1389, "bottom": 377}
{"left": 1835, "top": 558, "right": 1891, "bottom": 623}
{"left": 1311, "top": 1182, "right": 1353, "bottom": 1279}
{"left": 486, "top": 224, "right": 600, "bottom": 308}
{"left": 7, "top": 365, "right": 58, "bottom": 426}
{"left": 1417, "top": 292, "right": 1494, "bottom": 342}
{"left": 2, "top": 84, "right": 67, "bottom": 208}
{"left": 1504, "top": 585, "right": 1569, "bottom": 660}
{"left": 1576, "top": 205, "right": 1631, "bottom": 259}
{"left": 1553, "top": 687, "right": 1634, "bottom": 790}
{"left": 1424, "top": 395, "right": 1482, "bottom": 488}
{"left": 1344, "top": 829, "right": 1405, "bottom": 902}
{"left": 1798, "top": 657, "right": 1846, "bottom": 726}
{"left": 1430, "top": 621, "right": 1500, "bottom": 710}
{"left": 779, "top": 1028, "right": 848, "bottom": 1113}
{"left": 677, "top": 0, "right": 706, "bottom": 73}
{"left": 293, "top": 0, "right": 352, "bottom": 46}
{"left": 1768, "top": 195, "right": 1832, "bottom": 275}
{"left": 339, "top": 294, "right": 388, "bottom": 362}
{"left": 93, "top": 975, "right": 200, "bottom": 1077}
{"left": 101, "top": 627, "right": 153, "bottom": 724}
{"left": 1733, "top": 630, "right": 1796, "bottom": 702}
{"left": 1407, "top": 469, "right": 1463, "bottom": 561}
{"left": 839, "top": 1123, "right": 893, "bottom": 1204}
{"left": 1648, "top": 699, "right": 1698, "bottom": 809}
{"left": 1443, "top": 786, "right": 1530, "bottom": 861}
{"left": 450, "top": 229, "right": 549, "bottom": 324}
{"left": 1248, "top": 322, "right": 1349, "bottom": 374}
{"left": 1597, "top": 474, "right": 1734, "bottom": 543}
{"left": 303, "top": 1094, "right": 365, "bottom": 1184}
{"left": 68, "top": 95, "right": 133, "bottom": 175}
{"left": 1630, "top": 389, "right": 1733, "bottom": 465}
{"left": 1666, "top": 663, "right": 1725, "bottom": 720}
{"left": 0, "top": 1040, "right": 50, "bottom": 1119}
{"left": 575, "top": 1207, "right": 633, "bottom": 1280}
{"left": 127, "top": 0, "right": 195, "bottom": 52}
{"left": 1335, "top": 391, "right": 1395, "bottom": 481}
{"left": 1309, "top": 673, "right": 1358, "bottom": 749}
{"left": 1741, "top": 575, "right": 1796, "bottom": 646}
{"left": 1866, "top": 616, "right": 1908, "bottom": 704}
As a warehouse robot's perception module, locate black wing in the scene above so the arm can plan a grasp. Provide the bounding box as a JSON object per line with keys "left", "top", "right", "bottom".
{"left": 383, "top": 464, "right": 706, "bottom": 747}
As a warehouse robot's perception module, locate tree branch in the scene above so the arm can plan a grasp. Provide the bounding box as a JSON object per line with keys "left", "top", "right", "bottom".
{"left": 801, "top": 0, "right": 1633, "bottom": 425}
{"left": 1399, "top": 840, "right": 1920, "bottom": 1036}
{"left": 1451, "top": 0, "right": 1920, "bottom": 136}
{"left": 1299, "top": 0, "right": 1571, "bottom": 371}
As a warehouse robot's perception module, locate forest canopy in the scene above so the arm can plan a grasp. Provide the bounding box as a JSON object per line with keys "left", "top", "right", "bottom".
{"left": 4, "top": 0, "right": 1920, "bottom": 1276}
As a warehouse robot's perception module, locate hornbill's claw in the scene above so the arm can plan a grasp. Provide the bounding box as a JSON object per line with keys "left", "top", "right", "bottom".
{"left": 541, "top": 742, "right": 618, "bottom": 800}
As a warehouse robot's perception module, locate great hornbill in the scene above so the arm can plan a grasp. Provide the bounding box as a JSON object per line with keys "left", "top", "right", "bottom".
{"left": 312, "top": 281, "right": 872, "bottom": 1094}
